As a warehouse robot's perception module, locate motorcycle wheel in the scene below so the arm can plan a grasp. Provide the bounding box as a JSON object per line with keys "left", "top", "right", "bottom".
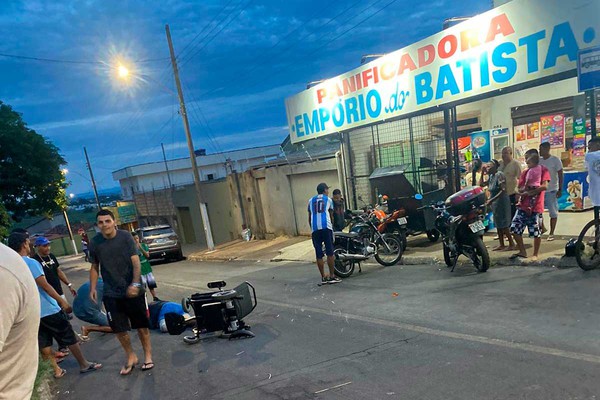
{"left": 469, "top": 237, "right": 490, "bottom": 272}
{"left": 442, "top": 243, "right": 454, "bottom": 268}
{"left": 426, "top": 230, "right": 440, "bottom": 242}
{"left": 374, "top": 235, "right": 403, "bottom": 266}
{"left": 333, "top": 245, "right": 355, "bottom": 278}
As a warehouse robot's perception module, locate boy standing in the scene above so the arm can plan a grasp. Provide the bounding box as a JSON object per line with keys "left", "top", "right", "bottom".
{"left": 332, "top": 189, "right": 346, "bottom": 232}
{"left": 308, "top": 183, "right": 341, "bottom": 285}
{"left": 132, "top": 232, "right": 160, "bottom": 302}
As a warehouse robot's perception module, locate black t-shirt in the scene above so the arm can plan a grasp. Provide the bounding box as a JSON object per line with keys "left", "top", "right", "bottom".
{"left": 89, "top": 230, "right": 139, "bottom": 298}
{"left": 33, "top": 253, "right": 63, "bottom": 295}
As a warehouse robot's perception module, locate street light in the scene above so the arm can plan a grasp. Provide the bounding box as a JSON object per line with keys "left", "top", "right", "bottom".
{"left": 111, "top": 38, "right": 215, "bottom": 250}
{"left": 118, "top": 64, "right": 130, "bottom": 78}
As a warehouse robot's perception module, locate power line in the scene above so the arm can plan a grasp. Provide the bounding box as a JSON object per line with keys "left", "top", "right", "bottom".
{"left": 178, "top": 0, "right": 255, "bottom": 69}
{"left": 174, "top": 0, "right": 237, "bottom": 61}
{"left": 0, "top": 52, "right": 168, "bottom": 65}
{"left": 188, "top": 0, "right": 398, "bottom": 103}
{"left": 182, "top": 81, "right": 225, "bottom": 157}
{"left": 183, "top": 0, "right": 386, "bottom": 100}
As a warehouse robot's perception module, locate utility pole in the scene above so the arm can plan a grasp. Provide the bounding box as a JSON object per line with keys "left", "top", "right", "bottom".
{"left": 161, "top": 142, "right": 173, "bottom": 188}
{"left": 84, "top": 146, "right": 101, "bottom": 210}
{"left": 165, "top": 24, "right": 215, "bottom": 250}
{"left": 62, "top": 209, "right": 78, "bottom": 255}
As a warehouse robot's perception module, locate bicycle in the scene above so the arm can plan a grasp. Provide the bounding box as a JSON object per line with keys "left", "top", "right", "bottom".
{"left": 575, "top": 206, "right": 600, "bottom": 270}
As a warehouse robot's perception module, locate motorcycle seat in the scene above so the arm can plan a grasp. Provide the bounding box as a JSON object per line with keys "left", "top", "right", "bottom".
{"left": 334, "top": 232, "right": 359, "bottom": 238}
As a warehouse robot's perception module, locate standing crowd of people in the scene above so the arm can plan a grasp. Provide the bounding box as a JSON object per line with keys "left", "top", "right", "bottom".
{"left": 0, "top": 209, "right": 175, "bottom": 398}
{"left": 478, "top": 139, "right": 596, "bottom": 261}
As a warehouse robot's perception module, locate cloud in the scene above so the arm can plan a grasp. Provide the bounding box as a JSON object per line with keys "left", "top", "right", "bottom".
{"left": 1, "top": 0, "right": 491, "bottom": 195}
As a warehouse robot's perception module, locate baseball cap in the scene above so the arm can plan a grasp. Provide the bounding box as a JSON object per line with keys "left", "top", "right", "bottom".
{"left": 316, "top": 182, "right": 329, "bottom": 194}
{"left": 34, "top": 237, "right": 51, "bottom": 246}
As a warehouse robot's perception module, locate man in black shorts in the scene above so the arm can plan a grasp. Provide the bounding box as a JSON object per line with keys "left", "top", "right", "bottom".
{"left": 89, "top": 209, "right": 154, "bottom": 375}
{"left": 308, "top": 183, "right": 341, "bottom": 284}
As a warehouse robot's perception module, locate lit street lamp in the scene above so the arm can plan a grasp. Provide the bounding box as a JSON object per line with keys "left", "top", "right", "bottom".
{"left": 113, "top": 42, "right": 215, "bottom": 250}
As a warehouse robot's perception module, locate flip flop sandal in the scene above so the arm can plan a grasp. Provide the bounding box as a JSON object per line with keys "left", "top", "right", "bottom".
{"left": 77, "top": 333, "right": 90, "bottom": 342}
{"left": 141, "top": 362, "right": 155, "bottom": 371}
{"left": 509, "top": 254, "right": 527, "bottom": 260}
{"left": 80, "top": 362, "right": 102, "bottom": 374}
{"left": 120, "top": 364, "right": 135, "bottom": 376}
{"left": 54, "top": 369, "right": 67, "bottom": 379}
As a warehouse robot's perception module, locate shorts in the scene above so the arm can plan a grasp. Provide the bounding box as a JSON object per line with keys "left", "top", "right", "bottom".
{"left": 39, "top": 311, "right": 78, "bottom": 349}
{"left": 312, "top": 229, "right": 334, "bottom": 259}
{"left": 510, "top": 209, "right": 543, "bottom": 238}
{"left": 103, "top": 296, "right": 150, "bottom": 333}
{"left": 544, "top": 191, "right": 559, "bottom": 218}
{"left": 141, "top": 272, "right": 158, "bottom": 290}
{"left": 78, "top": 311, "right": 109, "bottom": 327}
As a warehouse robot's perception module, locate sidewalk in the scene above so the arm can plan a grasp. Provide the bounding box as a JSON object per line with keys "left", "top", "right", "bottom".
{"left": 189, "top": 231, "right": 578, "bottom": 268}
{"left": 187, "top": 236, "right": 308, "bottom": 262}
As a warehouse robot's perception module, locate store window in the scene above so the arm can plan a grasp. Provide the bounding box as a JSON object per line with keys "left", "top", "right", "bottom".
{"left": 510, "top": 90, "right": 600, "bottom": 211}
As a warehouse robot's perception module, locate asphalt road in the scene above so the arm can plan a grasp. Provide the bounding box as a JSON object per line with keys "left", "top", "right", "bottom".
{"left": 54, "top": 256, "right": 600, "bottom": 399}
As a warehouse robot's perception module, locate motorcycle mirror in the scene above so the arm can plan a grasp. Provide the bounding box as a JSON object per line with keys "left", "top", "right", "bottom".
{"left": 415, "top": 194, "right": 423, "bottom": 200}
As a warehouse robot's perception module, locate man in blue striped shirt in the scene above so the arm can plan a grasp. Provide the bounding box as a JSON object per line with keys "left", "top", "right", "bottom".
{"left": 308, "top": 183, "right": 341, "bottom": 284}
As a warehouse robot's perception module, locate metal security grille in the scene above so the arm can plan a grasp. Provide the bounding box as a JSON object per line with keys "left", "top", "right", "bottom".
{"left": 344, "top": 110, "right": 458, "bottom": 207}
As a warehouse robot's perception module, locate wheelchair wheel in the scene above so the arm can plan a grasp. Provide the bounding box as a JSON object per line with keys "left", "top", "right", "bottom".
{"left": 183, "top": 335, "right": 201, "bottom": 345}
{"left": 181, "top": 297, "right": 191, "bottom": 313}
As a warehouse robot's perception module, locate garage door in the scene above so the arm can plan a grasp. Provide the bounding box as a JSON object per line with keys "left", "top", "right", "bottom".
{"left": 290, "top": 170, "right": 339, "bottom": 235}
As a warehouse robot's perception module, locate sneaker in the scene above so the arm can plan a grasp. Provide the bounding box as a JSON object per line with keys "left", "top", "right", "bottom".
{"left": 327, "top": 276, "right": 342, "bottom": 284}
{"left": 321, "top": 277, "right": 328, "bottom": 285}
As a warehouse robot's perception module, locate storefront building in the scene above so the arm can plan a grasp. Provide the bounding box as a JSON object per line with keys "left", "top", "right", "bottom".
{"left": 284, "top": 0, "right": 600, "bottom": 210}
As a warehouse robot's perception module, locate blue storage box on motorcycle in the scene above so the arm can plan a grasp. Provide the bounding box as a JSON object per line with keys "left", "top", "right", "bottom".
{"left": 445, "top": 186, "right": 485, "bottom": 216}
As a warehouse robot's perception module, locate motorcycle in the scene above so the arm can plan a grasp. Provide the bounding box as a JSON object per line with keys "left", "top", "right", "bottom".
{"left": 372, "top": 204, "right": 409, "bottom": 251}
{"left": 333, "top": 211, "right": 404, "bottom": 278}
{"left": 423, "top": 186, "right": 490, "bottom": 273}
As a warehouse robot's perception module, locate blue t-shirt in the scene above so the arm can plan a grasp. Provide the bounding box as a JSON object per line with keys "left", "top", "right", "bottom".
{"left": 23, "top": 256, "right": 62, "bottom": 318}
{"left": 73, "top": 280, "right": 104, "bottom": 319}
{"left": 158, "top": 302, "right": 184, "bottom": 323}
{"left": 307, "top": 194, "right": 333, "bottom": 232}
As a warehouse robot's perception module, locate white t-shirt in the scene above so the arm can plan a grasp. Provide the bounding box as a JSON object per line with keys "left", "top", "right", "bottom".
{"left": 585, "top": 151, "right": 600, "bottom": 207}
{"left": 307, "top": 194, "right": 333, "bottom": 231}
{"left": 539, "top": 155, "right": 563, "bottom": 192}
{"left": 0, "top": 243, "right": 40, "bottom": 400}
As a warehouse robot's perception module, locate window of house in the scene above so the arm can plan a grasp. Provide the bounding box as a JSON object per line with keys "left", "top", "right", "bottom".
{"left": 206, "top": 174, "right": 214, "bottom": 180}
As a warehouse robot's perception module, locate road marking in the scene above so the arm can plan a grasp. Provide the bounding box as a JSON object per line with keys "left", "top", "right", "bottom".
{"left": 161, "top": 281, "right": 600, "bottom": 365}
{"left": 315, "top": 381, "right": 352, "bottom": 394}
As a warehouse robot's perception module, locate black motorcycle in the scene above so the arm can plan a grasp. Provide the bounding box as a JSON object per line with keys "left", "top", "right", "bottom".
{"left": 424, "top": 187, "right": 490, "bottom": 273}
{"left": 333, "top": 212, "right": 403, "bottom": 278}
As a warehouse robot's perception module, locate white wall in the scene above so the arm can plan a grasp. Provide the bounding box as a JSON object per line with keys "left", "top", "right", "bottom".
{"left": 115, "top": 145, "right": 282, "bottom": 199}
{"left": 457, "top": 77, "right": 580, "bottom": 133}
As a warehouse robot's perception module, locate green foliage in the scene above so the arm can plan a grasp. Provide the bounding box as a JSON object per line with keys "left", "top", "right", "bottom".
{"left": 32, "top": 357, "right": 52, "bottom": 400}
{"left": 0, "top": 101, "right": 67, "bottom": 230}
{"left": 0, "top": 204, "right": 9, "bottom": 239}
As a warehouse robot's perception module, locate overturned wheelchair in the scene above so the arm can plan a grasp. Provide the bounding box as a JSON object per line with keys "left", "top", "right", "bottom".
{"left": 165, "top": 280, "right": 257, "bottom": 344}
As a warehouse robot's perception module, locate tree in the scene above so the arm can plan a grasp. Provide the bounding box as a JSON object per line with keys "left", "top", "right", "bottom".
{"left": 0, "top": 101, "right": 67, "bottom": 233}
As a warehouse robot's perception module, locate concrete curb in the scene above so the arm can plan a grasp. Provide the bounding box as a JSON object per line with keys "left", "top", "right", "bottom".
{"left": 188, "top": 254, "right": 578, "bottom": 270}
